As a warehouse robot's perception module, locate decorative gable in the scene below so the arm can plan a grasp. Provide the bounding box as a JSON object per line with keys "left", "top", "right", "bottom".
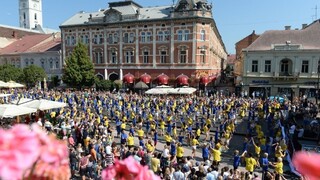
{"left": 104, "top": 8, "right": 122, "bottom": 22}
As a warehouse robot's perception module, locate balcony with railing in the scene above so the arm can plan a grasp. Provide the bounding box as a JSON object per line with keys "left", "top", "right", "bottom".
{"left": 273, "top": 72, "right": 299, "bottom": 80}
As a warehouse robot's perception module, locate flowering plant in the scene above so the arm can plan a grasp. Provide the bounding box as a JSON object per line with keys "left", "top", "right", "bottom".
{"left": 292, "top": 151, "right": 320, "bottom": 180}
{"left": 0, "top": 124, "right": 70, "bottom": 180}
{"left": 101, "top": 156, "right": 160, "bottom": 180}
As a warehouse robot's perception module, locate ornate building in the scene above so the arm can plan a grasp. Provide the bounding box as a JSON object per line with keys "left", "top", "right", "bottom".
{"left": 242, "top": 21, "right": 320, "bottom": 99}
{"left": 60, "top": 0, "right": 227, "bottom": 86}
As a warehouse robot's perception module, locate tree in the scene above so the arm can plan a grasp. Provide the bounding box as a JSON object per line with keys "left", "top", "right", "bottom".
{"left": 23, "top": 65, "right": 47, "bottom": 87}
{"left": 95, "top": 79, "right": 115, "bottom": 91}
{"left": 0, "top": 64, "right": 23, "bottom": 82}
{"left": 63, "top": 42, "right": 95, "bottom": 89}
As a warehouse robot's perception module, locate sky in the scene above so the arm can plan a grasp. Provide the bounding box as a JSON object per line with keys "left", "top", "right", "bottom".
{"left": 0, "top": 0, "right": 319, "bottom": 54}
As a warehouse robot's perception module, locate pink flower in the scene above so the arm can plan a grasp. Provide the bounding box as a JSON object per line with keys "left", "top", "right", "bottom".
{"left": 0, "top": 125, "right": 41, "bottom": 180}
{"left": 135, "top": 166, "right": 161, "bottom": 180}
{"left": 101, "top": 156, "right": 160, "bottom": 180}
{"left": 39, "top": 137, "right": 69, "bottom": 168}
{"left": 292, "top": 151, "right": 320, "bottom": 180}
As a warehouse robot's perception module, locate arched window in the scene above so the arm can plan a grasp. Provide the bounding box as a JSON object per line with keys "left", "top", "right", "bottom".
{"left": 34, "top": 13, "right": 37, "bottom": 20}
{"left": 200, "top": 30, "right": 206, "bottom": 41}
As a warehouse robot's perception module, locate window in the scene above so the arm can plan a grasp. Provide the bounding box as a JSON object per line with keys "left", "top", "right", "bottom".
{"left": 177, "top": 30, "right": 183, "bottom": 41}
{"left": 93, "top": 34, "right": 103, "bottom": 44}
{"left": 110, "top": 51, "right": 117, "bottom": 64}
{"left": 129, "top": 33, "right": 135, "bottom": 43}
{"left": 280, "top": 60, "right": 289, "bottom": 73}
{"left": 200, "top": 30, "right": 205, "bottom": 41}
{"left": 318, "top": 60, "right": 320, "bottom": 73}
{"left": 146, "top": 32, "right": 152, "bottom": 42}
{"left": 49, "top": 61, "right": 53, "bottom": 69}
{"left": 177, "top": 30, "right": 189, "bottom": 41}
{"left": 143, "top": 51, "right": 149, "bottom": 63}
{"left": 16, "top": 60, "right": 20, "bottom": 68}
{"left": 108, "top": 33, "right": 118, "bottom": 44}
{"left": 55, "top": 60, "right": 59, "bottom": 68}
{"left": 251, "top": 60, "right": 258, "bottom": 72}
{"left": 200, "top": 50, "right": 206, "bottom": 64}
{"left": 123, "top": 33, "right": 129, "bottom": 43}
{"left": 125, "top": 51, "right": 134, "bottom": 63}
{"left": 265, "top": 60, "right": 271, "bottom": 72}
{"left": 71, "top": 36, "right": 76, "bottom": 45}
{"left": 80, "top": 35, "right": 89, "bottom": 44}
{"left": 301, "top": 60, "right": 309, "bottom": 73}
{"left": 141, "top": 32, "right": 146, "bottom": 42}
{"left": 158, "top": 31, "right": 164, "bottom": 41}
{"left": 41, "top": 60, "right": 45, "bottom": 68}
{"left": 30, "top": 59, "right": 34, "bottom": 65}
{"left": 160, "top": 51, "right": 167, "bottom": 63}
{"left": 180, "top": 50, "right": 187, "bottom": 63}
{"left": 94, "top": 52, "right": 103, "bottom": 64}
{"left": 34, "top": 13, "right": 37, "bottom": 20}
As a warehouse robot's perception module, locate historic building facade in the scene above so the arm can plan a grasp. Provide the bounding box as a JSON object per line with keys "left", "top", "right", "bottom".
{"left": 242, "top": 21, "right": 320, "bottom": 99}
{"left": 60, "top": 0, "right": 227, "bottom": 86}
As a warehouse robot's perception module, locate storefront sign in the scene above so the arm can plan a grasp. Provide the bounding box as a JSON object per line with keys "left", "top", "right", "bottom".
{"left": 252, "top": 80, "right": 269, "bottom": 84}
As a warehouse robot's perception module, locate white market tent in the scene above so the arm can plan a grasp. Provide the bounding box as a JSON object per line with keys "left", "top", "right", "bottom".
{"left": 5, "top": 80, "right": 24, "bottom": 88}
{"left": 0, "top": 104, "right": 37, "bottom": 118}
{"left": 12, "top": 98, "right": 67, "bottom": 111}
{"left": 145, "top": 85, "right": 174, "bottom": 95}
{"left": 0, "top": 94, "right": 11, "bottom": 98}
{"left": 0, "top": 81, "right": 7, "bottom": 88}
{"left": 169, "top": 87, "right": 197, "bottom": 95}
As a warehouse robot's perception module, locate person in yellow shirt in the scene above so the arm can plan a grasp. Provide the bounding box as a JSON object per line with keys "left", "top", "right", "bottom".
{"left": 151, "top": 152, "right": 161, "bottom": 174}
{"left": 242, "top": 151, "right": 258, "bottom": 174}
{"left": 210, "top": 144, "right": 221, "bottom": 165}
{"left": 270, "top": 157, "right": 283, "bottom": 179}
{"left": 252, "top": 137, "right": 261, "bottom": 158}
{"left": 176, "top": 143, "right": 184, "bottom": 163}
{"left": 196, "top": 127, "right": 201, "bottom": 139}
{"left": 164, "top": 133, "right": 172, "bottom": 146}
{"left": 137, "top": 126, "right": 144, "bottom": 140}
{"left": 191, "top": 135, "right": 199, "bottom": 158}
{"left": 127, "top": 132, "right": 135, "bottom": 149}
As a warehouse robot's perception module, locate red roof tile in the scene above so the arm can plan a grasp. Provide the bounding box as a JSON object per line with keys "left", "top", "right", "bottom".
{"left": 0, "top": 34, "right": 53, "bottom": 55}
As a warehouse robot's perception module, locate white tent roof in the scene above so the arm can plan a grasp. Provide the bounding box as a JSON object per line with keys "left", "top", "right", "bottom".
{"left": 0, "top": 104, "right": 36, "bottom": 118}
{"left": 169, "top": 87, "right": 197, "bottom": 95}
{"left": 12, "top": 98, "right": 67, "bottom": 110}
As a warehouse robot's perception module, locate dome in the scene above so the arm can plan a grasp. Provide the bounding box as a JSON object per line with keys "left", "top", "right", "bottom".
{"left": 123, "top": 73, "right": 134, "bottom": 84}
{"left": 176, "top": 74, "right": 189, "bottom": 86}
{"left": 156, "top": 73, "right": 169, "bottom": 85}
{"left": 140, "top": 73, "right": 151, "bottom": 84}
{"left": 199, "top": 76, "right": 209, "bottom": 85}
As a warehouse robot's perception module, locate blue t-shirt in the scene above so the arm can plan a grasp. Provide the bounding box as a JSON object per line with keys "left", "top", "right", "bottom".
{"left": 202, "top": 147, "right": 209, "bottom": 158}
{"left": 262, "top": 157, "right": 269, "bottom": 171}
{"left": 233, "top": 155, "right": 241, "bottom": 167}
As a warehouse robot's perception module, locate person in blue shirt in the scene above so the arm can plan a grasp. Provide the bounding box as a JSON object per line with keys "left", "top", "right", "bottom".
{"left": 153, "top": 131, "right": 158, "bottom": 146}
{"left": 170, "top": 140, "right": 177, "bottom": 158}
{"left": 233, "top": 150, "right": 241, "bottom": 170}
{"left": 120, "top": 129, "right": 128, "bottom": 145}
{"left": 178, "top": 131, "right": 184, "bottom": 145}
{"left": 202, "top": 143, "right": 210, "bottom": 162}
{"left": 262, "top": 152, "right": 269, "bottom": 179}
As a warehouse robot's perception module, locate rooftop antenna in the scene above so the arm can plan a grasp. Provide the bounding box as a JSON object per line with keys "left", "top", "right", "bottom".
{"left": 313, "top": 5, "right": 318, "bottom": 20}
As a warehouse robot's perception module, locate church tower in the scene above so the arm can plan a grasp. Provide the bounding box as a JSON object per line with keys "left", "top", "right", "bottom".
{"left": 19, "top": 0, "right": 43, "bottom": 29}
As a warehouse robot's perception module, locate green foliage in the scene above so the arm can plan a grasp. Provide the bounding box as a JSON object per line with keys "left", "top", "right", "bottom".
{"left": 62, "top": 42, "right": 95, "bottom": 89}
{"left": 95, "top": 79, "right": 114, "bottom": 91}
{"left": 23, "top": 65, "right": 47, "bottom": 86}
{"left": 0, "top": 64, "right": 23, "bottom": 82}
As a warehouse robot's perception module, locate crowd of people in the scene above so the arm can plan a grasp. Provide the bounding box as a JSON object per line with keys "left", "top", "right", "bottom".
{"left": 1, "top": 88, "right": 318, "bottom": 180}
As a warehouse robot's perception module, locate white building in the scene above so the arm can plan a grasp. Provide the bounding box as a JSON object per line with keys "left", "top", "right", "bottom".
{"left": 19, "top": 0, "right": 43, "bottom": 30}
{"left": 242, "top": 20, "right": 320, "bottom": 99}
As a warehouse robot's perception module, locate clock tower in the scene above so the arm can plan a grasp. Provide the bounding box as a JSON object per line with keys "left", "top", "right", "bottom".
{"left": 19, "top": 0, "right": 43, "bottom": 29}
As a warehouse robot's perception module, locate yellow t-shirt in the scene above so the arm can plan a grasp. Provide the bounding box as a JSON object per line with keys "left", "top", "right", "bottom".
{"left": 245, "top": 157, "right": 257, "bottom": 172}
{"left": 192, "top": 138, "right": 199, "bottom": 146}
{"left": 177, "top": 146, "right": 184, "bottom": 158}
{"left": 121, "top": 123, "right": 126, "bottom": 130}
{"left": 212, "top": 149, "right": 221, "bottom": 162}
{"left": 151, "top": 158, "right": 160, "bottom": 173}
{"left": 127, "top": 136, "right": 134, "bottom": 146}
{"left": 274, "top": 162, "right": 283, "bottom": 174}
{"left": 196, "top": 129, "right": 201, "bottom": 136}
{"left": 146, "top": 143, "right": 154, "bottom": 152}
{"left": 137, "top": 129, "right": 144, "bottom": 137}
{"left": 254, "top": 144, "right": 261, "bottom": 155}
{"left": 165, "top": 135, "right": 172, "bottom": 142}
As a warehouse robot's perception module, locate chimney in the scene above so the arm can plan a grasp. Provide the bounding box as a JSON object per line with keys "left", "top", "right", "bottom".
{"left": 285, "top": 26, "right": 291, "bottom": 30}
{"left": 12, "top": 31, "right": 17, "bottom": 39}
{"left": 302, "top": 24, "right": 307, "bottom": 29}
